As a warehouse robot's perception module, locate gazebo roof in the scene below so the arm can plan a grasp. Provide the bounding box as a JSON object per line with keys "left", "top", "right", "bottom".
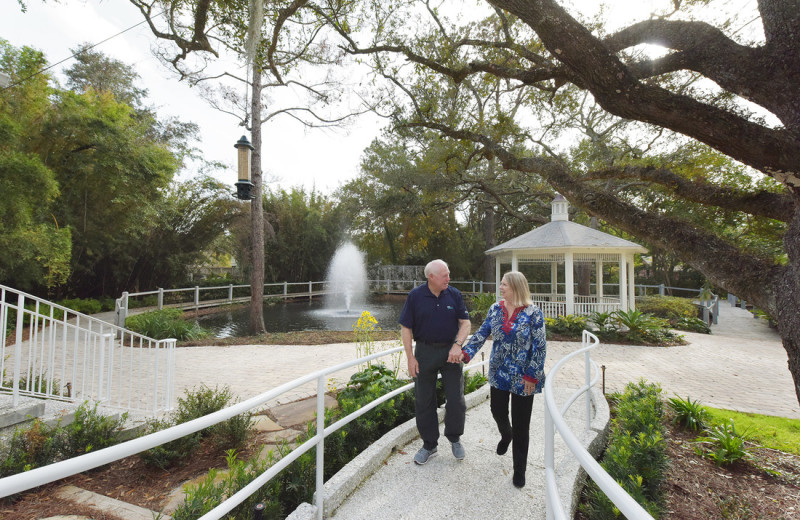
{"left": 486, "top": 195, "right": 648, "bottom": 256}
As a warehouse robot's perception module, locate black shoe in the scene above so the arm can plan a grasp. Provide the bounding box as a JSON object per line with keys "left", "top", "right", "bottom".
{"left": 513, "top": 471, "right": 525, "bottom": 488}
{"left": 496, "top": 436, "right": 511, "bottom": 455}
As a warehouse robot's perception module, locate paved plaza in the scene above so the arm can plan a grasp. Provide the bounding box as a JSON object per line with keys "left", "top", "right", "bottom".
{"left": 172, "top": 303, "right": 798, "bottom": 419}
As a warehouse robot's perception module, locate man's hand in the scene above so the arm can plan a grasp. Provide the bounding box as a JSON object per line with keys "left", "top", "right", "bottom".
{"left": 407, "top": 355, "right": 419, "bottom": 377}
{"left": 447, "top": 344, "right": 463, "bottom": 363}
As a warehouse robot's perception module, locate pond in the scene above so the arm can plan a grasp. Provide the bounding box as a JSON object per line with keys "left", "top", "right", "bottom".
{"left": 195, "top": 294, "right": 407, "bottom": 337}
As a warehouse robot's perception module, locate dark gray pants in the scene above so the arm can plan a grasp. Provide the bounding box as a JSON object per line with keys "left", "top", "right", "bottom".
{"left": 414, "top": 342, "right": 465, "bottom": 450}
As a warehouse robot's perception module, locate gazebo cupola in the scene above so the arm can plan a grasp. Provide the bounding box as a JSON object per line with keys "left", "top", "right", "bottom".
{"left": 485, "top": 195, "right": 648, "bottom": 318}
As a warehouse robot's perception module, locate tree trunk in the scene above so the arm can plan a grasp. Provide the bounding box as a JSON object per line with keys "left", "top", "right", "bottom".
{"left": 482, "top": 158, "right": 497, "bottom": 291}
{"left": 775, "top": 201, "right": 800, "bottom": 405}
{"left": 249, "top": 65, "right": 266, "bottom": 335}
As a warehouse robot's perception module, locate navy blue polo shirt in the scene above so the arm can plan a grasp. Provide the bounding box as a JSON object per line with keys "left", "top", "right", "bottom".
{"left": 398, "top": 283, "right": 469, "bottom": 343}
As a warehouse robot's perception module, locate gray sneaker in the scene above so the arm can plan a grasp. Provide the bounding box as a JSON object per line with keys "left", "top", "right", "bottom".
{"left": 451, "top": 441, "right": 465, "bottom": 460}
{"left": 414, "top": 446, "right": 437, "bottom": 465}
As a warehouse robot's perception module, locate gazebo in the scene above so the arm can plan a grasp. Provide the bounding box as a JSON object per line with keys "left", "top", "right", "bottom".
{"left": 486, "top": 195, "right": 648, "bottom": 318}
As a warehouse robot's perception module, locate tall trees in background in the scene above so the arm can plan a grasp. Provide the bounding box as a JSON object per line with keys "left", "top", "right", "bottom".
{"left": 0, "top": 41, "right": 237, "bottom": 297}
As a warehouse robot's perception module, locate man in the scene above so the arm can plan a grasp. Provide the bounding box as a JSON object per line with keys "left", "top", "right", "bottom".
{"left": 399, "top": 259, "right": 472, "bottom": 465}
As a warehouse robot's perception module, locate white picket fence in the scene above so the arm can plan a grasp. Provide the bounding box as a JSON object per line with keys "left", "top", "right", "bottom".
{"left": 0, "top": 284, "right": 175, "bottom": 414}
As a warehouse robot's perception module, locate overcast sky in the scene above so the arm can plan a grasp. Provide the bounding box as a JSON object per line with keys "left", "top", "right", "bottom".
{"left": 1, "top": 0, "right": 386, "bottom": 194}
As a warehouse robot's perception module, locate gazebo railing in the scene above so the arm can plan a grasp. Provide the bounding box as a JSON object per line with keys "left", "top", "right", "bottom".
{"left": 532, "top": 294, "right": 622, "bottom": 319}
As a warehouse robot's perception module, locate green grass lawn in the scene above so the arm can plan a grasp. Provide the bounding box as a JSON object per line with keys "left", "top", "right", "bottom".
{"left": 704, "top": 406, "right": 800, "bottom": 455}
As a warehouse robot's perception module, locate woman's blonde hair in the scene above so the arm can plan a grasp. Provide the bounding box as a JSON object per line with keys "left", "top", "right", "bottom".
{"left": 502, "top": 271, "right": 532, "bottom": 308}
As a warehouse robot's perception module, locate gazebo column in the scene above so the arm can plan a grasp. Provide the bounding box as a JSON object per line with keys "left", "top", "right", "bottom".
{"left": 627, "top": 254, "right": 636, "bottom": 311}
{"left": 618, "top": 254, "right": 628, "bottom": 311}
{"left": 596, "top": 260, "right": 604, "bottom": 300}
{"left": 565, "top": 251, "right": 575, "bottom": 315}
{"left": 495, "top": 258, "right": 502, "bottom": 300}
{"left": 550, "top": 262, "right": 558, "bottom": 298}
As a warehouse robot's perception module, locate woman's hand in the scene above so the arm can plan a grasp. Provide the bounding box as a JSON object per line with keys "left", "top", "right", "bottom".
{"left": 523, "top": 380, "right": 536, "bottom": 395}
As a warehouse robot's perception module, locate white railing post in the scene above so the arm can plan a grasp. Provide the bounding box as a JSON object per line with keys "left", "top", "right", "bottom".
{"left": 228, "top": 284, "right": 234, "bottom": 302}
{"left": 309, "top": 281, "right": 313, "bottom": 301}
{"left": 104, "top": 333, "right": 115, "bottom": 402}
{"left": 158, "top": 288, "right": 164, "bottom": 310}
{"left": 194, "top": 286, "right": 200, "bottom": 310}
{"left": 284, "top": 282, "right": 288, "bottom": 296}
{"left": 316, "top": 376, "right": 325, "bottom": 520}
{"left": 97, "top": 333, "right": 107, "bottom": 401}
{"left": 13, "top": 293, "right": 24, "bottom": 407}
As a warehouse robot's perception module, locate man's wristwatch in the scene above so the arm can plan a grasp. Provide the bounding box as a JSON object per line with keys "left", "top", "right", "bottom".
{"left": 454, "top": 339, "right": 463, "bottom": 346}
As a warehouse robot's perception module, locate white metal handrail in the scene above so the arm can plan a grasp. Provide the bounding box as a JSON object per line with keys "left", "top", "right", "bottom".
{"left": 0, "top": 344, "right": 489, "bottom": 520}
{"left": 543, "top": 330, "right": 654, "bottom": 519}
{"left": 1, "top": 285, "right": 175, "bottom": 413}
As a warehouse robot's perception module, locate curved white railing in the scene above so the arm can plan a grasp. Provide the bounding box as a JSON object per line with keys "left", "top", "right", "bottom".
{"left": 543, "top": 330, "right": 654, "bottom": 519}
{"left": 0, "top": 345, "right": 489, "bottom": 520}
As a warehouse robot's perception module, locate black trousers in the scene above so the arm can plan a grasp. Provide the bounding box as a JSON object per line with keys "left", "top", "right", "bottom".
{"left": 414, "top": 342, "right": 465, "bottom": 450}
{"left": 490, "top": 386, "right": 534, "bottom": 474}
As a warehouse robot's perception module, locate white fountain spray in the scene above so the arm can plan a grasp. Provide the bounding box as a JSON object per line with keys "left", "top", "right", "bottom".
{"left": 324, "top": 242, "right": 368, "bottom": 314}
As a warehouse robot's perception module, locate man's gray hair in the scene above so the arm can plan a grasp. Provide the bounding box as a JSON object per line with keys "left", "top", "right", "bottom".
{"left": 424, "top": 259, "right": 448, "bottom": 277}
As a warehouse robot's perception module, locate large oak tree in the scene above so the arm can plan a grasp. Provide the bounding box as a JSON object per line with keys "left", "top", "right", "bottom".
{"left": 335, "top": 0, "right": 800, "bottom": 406}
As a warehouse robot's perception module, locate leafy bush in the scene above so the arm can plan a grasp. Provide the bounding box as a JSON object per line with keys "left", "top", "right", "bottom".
{"left": 674, "top": 316, "right": 711, "bottom": 334}
{"left": 138, "top": 417, "right": 202, "bottom": 470}
{"left": 465, "top": 370, "right": 488, "bottom": 394}
{"left": 588, "top": 311, "right": 617, "bottom": 333}
{"left": 694, "top": 420, "right": 753, "bottom": 466}
{"left": 0, "top": 401, "right": 128, "bottom": 476}
{"left": 667, "top": 396, "right": 708, "bottom": 432}
{"left": 140, "top": 385, "right": 253, "bottom": 468}
{"left": 60, "top": 402, "right": 128, "bottom": 457}
{"left": 0, "top": 419, "right": 61, "bottom": 476}
{"left": 125, "top": 308, "right": 209, "bottom": 340}
{"left": 57, "top": 298, "right": 103, "bottom": 315}
{"left": 545, "top": 314, "right": 588, "bottom": 336}
{"left": 636, "top": 295, "right": 697, "bottom": 320}
{"left": 579, "top": 380, "right": 667, "bottom": 519}
{"left": 468, "top": 292, "right": 496, "bottom": 321}
{"left": 171, "top": 449, "right": 282, "bottom": 520}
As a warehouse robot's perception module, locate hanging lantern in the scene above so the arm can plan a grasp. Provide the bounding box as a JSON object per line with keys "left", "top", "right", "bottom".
{"left": 234, "top": 135, "right": 255, "bottom": 200}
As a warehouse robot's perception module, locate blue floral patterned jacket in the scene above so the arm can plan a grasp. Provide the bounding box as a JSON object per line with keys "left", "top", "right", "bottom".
{"left": 461, "top": 301, "right": 547, "bottom": 396}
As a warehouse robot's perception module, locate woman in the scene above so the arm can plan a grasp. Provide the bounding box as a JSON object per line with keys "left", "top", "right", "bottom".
{"left": 461, "top": 271, "right": 546, "bottom": 488}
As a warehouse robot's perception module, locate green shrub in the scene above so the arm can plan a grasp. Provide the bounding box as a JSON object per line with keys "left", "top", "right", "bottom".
{"left": 0, "top": 401, "right": 127, "bottom": 476}
{"left": 465, "top": 370, "right": 488, "bottom": 394}
{"left": 579, "top": 380, "right": 667, "bottom": 519}
{"left": 138, "top": 417, "right": 202, "bottom": 470}
{"left": 674, "top": 316, "right": 711, "bottom": 334}
{"left": 667, "top": 396, "right": 708, "bottom": 432}
{"left": 589, "top": 311, "right": 617, "bottom": 333}
{"left": 125, "top": 308, "right": 209, "bottom": 340}
{"left": 468, "top": 292, "right": 496, "bottom": 321}
{"left": 694, "top": 420, "right": 753, "bottom": 466}
{"left": 60, "top": 402, "right": 128, "bottom": 457}
{"left": 171, "top": 449, "right": 283, "bottom": 520}
{"left": 139, "top": 385, "right": 253, "bottom": 468}
{"left": 0, "top": 419, "right": 61, "bottom": 476}
{"left": 57, "top": 298, "right": 103, "bottom": 315}
{"left": 545, "top": 314, "right": 588, "bottom": 336}
{"left": 636, "top": 295, "right": 697, "bottom": 320}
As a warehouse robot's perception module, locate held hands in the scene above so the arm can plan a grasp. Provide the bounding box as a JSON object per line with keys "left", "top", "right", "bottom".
{"left": 447, "top": 344, "right": 465, "bottom": 364}
{"left": 523, "top": 380, "right": 536, "bottom": 395}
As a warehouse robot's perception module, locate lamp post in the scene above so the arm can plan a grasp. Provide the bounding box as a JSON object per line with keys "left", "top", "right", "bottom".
{"left": 234, "top": 135, "right": 255, "bottom": 200}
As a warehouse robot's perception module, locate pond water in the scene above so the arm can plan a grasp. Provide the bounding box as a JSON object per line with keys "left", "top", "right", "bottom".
{"left": 196, "top": 295, "right": 407, "bottom": 337}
